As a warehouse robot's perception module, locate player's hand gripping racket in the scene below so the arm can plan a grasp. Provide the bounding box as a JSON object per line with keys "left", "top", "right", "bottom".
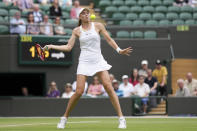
{"left": 35, "top": 44, "right": 48, "bottom": 61}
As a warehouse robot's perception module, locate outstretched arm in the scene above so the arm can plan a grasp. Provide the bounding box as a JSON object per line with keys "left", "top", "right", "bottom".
{"left": 97, "top": 23, "right": 133, "bottom": 56}
{"left": 44, "top": 29, "right": 77, "bottom": 52}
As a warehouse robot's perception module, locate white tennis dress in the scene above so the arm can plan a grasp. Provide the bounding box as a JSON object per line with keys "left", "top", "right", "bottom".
{"left": 77, "top": 22, "right": 112, "bottom": 76}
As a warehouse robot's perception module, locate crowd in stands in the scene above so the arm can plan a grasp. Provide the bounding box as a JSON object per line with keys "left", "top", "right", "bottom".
{"left": 6, "top": 0, "right": 81, "bottom": 35}
{"left": 175, "top": 72, "right": 197, "bottom": 96}
{"left": 42, "top": 59, "right": 168, "bottom": 114}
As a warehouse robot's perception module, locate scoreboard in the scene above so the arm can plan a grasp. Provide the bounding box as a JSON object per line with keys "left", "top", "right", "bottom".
{"left": 18, "top": 35, "right": 72, "bottom": 66}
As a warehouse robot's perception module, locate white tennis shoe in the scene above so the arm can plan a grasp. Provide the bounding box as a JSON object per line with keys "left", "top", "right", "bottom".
{"left": 57, "top": 117, "right": 67, "bottom": 129}
{"left": 118, "top": 117, "right": 126, "bottom": 129}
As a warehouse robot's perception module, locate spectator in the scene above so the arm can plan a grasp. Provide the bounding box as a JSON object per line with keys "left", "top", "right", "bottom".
{"left": 185, "top": 72, "right": 197, "bottom": 96}
{"left": 59, "top": 0, "right": 72, "bottom": 6}
{"left": 145, "top": 69, "right": 158, "bottom": 107}
{"left": 10, "top": 12, "right": 26, "bottom": 34}
{"left": 50, "top": 0, "right": 62, "bottom": 17}
{"left": 87, "top": 76, "right": 104, "bottom": 97}
{"left": 38, "top": 0, "right": 51, "bottom": 5}
{"left": 112, "top": 79, "right": 123, "bottom": 97}
{"left": 3, "top": 0, "right": 17, "bottom": 6}
{"left": 27, "top": 13, "right": 40, "bottom": 35}
{"left": 129, "top": 68, "right": 139, "bottom": 86}
{"left": 174, "top": 0, "right": 189, "bottom": 6}
{"left": 70, "top": 0, "right": 81, "bottom": 19}
{"left": 175, "top": 79, "right": 191, "bottom": 97}
{"left": 138, "top": 60, "right": 148, "bottom": 77}
{"left": 17, "top": 0, "right": 34, "bottom": 11}
{"left": 32, "top": 4, "right": 43, "bottom": 23}
{"left": 21, "top": 86, "right": 30, "bottom": 96}
{"left": 72, "top": 81, "right": 88, "bottom": 96}
{"left": 134, "top": 76, "right": 150, "bottom": 114}
{"left": 109, "top": 73, "right": 115, "bottom": 83}
{"left": 47, "top": 81, "right": 60, "bottom": 98}
{"left": 152, "top": 59, "right": 168, "bottom": 96}
{"left": 40, "top": 15, "right": 53, "bottom": 36}
{"left": 119, "top": 75, "right": 135, "bottom": 97}
{"left": 54, "top": 17, "right": 66, "bottom": 35}
{"left": 62, "top": 83, "right": 75, "bottom": 98}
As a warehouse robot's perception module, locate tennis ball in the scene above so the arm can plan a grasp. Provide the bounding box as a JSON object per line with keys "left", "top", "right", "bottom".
{"left": 90, "top": 14, "right": 96, "bottom": 20}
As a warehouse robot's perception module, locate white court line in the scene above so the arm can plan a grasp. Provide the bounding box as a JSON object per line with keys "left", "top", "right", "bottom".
{"left": 1, "top": 116, "right": 197, "bottom": 119}
{"left": 0, "top": 121, "right": 100, "bottom": 128}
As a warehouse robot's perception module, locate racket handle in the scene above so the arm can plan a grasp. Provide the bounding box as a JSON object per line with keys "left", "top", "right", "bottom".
{"left": 43, "top": 45, "right": 49, "bottom": 51}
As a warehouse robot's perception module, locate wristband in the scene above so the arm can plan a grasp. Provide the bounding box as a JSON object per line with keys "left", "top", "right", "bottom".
{"left": 116, "top": 47, "right": 121, "bottom": 53}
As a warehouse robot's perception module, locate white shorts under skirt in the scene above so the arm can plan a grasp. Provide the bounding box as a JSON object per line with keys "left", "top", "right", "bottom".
{"left": 77, "top": 58, "right": 112, "bottom": 76}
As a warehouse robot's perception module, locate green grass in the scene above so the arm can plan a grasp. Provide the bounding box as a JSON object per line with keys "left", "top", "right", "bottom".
{"left": 0, "top": 117, "right": 197, "bottom": 131}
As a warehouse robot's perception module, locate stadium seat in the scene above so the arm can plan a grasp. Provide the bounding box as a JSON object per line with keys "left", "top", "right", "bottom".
{"left": 181, "top": 5, "right": 193, "bottom": 12}
{"left": 168, "top": 6, "right": 180, "bottom": 13}
{"left": 130, "top": 31, "right": 143, "bottom": 38}
{"left": 21, "top": 10, "right": 29, "bottom": 17}
{"left": 163, "top": 0, "right": 174, "bottom": 6}
{"left": 116, "top": 31, "right": 130, "bottom": 38}
{"left": 153, "top": 13, "right": 165, "bottom": 20}
{"left": 40, "top": 5, "right": 50, "bottom": 12}
{"left": 180, "top": 12, "right": 192, "bottom": 20}
{"left": 119, "top": 20, "right": 132, "bottom": 26}
{"left": 185, "top": 19, "right": 195, "bottom": 25}
{"left": 159, "top": 20, "right": 171, "bottom": 26}
{"left": 172, "top": 19, "right": 184, "bottom": 25}
{"left": 150, "top": 0, "right": 162, "bottom": 6}
{"left": 0, "top": 25, "right": 9, "bottom": 34}
{"left": 61, "top": 6, "right": 72, "bottom": 12}
{"left": 0, "top": 9, "right": 8, "bottom": 16}
{"left": 4, "top": 16, "right": 8, "bottom": 22}
{"left": 112, "top": 13, "right": 125, "bottom": 19}
{"left": 125, "top": 0, "right": 137, "bottom": 6}
{"left": 166, "top": 12, "right": 179, "bottom": 20}
{"left": 155, "top": 6, "right": 168, "bottom": 13}
{"left": 105, "top": 6, "right": 118, "bottom": 13}
{"left": 112, "top": 0, "right": 124, "bottom": 6}
{"left": 118, "top": 6, "right": 130, "bottom": 13}
{"left": 144, "top": 31, "right": 157, "bottom": 39}
{"left": 0, "top": 16, "right": 4, "bottom": 23}
{"left": 193, "top": 13, "right": 197, "bottom": 20}
{"left": 138, "top": 0, "right": 149, "bottom": 6}
{"left": 139, "top": 13, "right": 151, "bottom": 20}
{"left": 99, "top": 0, "right": 111, "bottom": 8}
{"left": 145, "top": 20, "right": 158, "bottom": 26}
{"left": 65, "top": 19, "right": 78, "bottom": 25}
{"left": 133, "top": 20, "right": 144, "bottom": 26}
{"left": 48, "top": 19, "right": 53, "bottom": 23}
{"left": 131, "top": 6, "right": 142, "bottom": 13}
{"left": 64, "top": 28, "right": 72, "bottom": 36}
{"left": 126, "top": 13, "right": 138, "bottom": 20}
{"left": 143, "top": 6, "right": 155, "bottom": 13}
{"left": 9, "top": 9, "right": 20, "bottom": 16}
{"left": 0, "top": 2, "right": 10, "bottom": 9}
{"left": 62, "top": 12, "right": 70, "bottom": 19}
{"left": 193, "top": 7, "right": 197, "bottom": 12}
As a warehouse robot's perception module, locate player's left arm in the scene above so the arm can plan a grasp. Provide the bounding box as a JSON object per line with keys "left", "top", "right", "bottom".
{"left": 95, "top": 23, "right": 133, "bottom": 56}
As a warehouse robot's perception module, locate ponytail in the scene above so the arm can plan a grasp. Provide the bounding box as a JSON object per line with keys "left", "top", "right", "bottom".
{"left": 78, "top": 19, "right": 82, "bottom": 26}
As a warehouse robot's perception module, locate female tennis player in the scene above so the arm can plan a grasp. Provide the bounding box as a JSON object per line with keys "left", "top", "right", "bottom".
{"left": 44, "top": 8, "right": 132, "bottom": 129}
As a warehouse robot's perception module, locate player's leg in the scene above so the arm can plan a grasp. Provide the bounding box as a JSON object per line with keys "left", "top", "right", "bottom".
{"left": 57, "top": 74, "right": 87, "bottom": 129}
{"left": 97, "top": 70, "right": 126, "bottom": 129}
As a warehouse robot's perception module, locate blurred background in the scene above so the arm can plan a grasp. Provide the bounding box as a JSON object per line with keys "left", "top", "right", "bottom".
{"left": 0, "top": 0, "right": 197, "bottom": 117}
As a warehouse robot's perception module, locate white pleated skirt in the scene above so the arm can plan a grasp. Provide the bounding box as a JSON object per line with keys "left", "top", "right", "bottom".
{"left": 77, "top": 58, "right": 112, "bottom": 76}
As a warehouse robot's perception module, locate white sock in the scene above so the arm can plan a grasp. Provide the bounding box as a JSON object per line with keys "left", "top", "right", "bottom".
{"left": 61, "top": 116, "right": 67, "bottom": 120}
{"left": 119, "top": 116, "right": 125, "bottom": 120}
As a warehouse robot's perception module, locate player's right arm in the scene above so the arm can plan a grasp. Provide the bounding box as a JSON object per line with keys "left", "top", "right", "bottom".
{"left": 44, "top": 28, "right": 78, "bottom": 52}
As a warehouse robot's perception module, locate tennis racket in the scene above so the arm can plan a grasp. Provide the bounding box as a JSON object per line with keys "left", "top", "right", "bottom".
{"left": 35, "top": 44, "right": 45, "bottom": 61}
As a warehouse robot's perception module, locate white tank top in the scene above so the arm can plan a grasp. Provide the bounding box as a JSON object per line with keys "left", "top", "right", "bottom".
{"left": 79, "top": 22, "right": 102, "bottom": 63}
